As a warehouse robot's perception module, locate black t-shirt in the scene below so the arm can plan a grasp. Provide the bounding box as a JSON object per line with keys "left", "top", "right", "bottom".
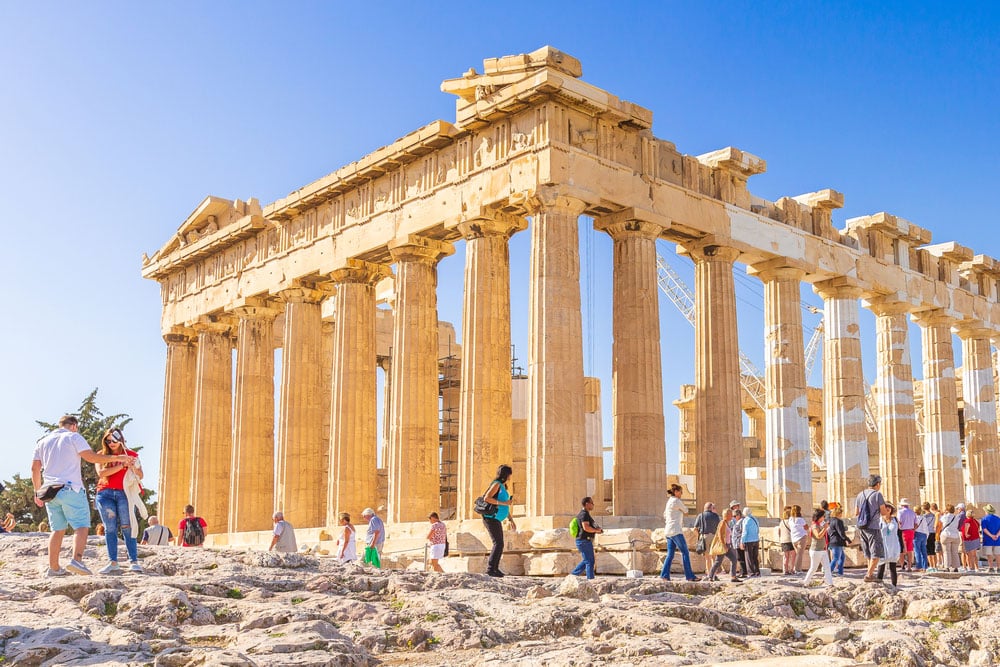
{"left": 577, "top": 509, "right": 598, "bottom": 541}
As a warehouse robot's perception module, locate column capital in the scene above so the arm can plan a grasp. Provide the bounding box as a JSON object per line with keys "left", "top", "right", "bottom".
{"left": 812, "top": 277, "right": 863, "bottom": 301}
{"left": 329, "top": 258, "right": 392, "bottom": 285}
{"left": 190, "top": 315, "right": 234, "bottom": 336}
{"left": 387, "top": 234, "right": 455, "bottom": 264}
{"left": 910, "top": 307, "right": 956, "bottom": 328}
{"left": 457, "top": 211, "right": 526, "bottom": 240}
{"left": 952, "top": 320, "right": 995, "bottom": 340}
{"left": 523, "top": 186, "right": 588, "bottom": 217}
{"left": 163, "top": 326, "right": 196, "bottom": 344}
{"left": 226, "top": 296, "right": 281, "bottom": 321}
{"left": 594, "top": 216, "right": 663, "bottom": 241}
{"left": 863, "top": 295, "right": 913, "bottom": 317}
{"left": 747, "top": 260, "right": 804, "bottom": 283}
{"left": 679, "top": 241, "right": 740, "bottom": 264}
{"left": 275, "top": 285, "right": 330, "bottom": 304}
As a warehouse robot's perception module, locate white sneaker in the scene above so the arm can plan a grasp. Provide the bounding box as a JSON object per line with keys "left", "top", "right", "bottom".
{"left": 66, "top": 559, "right": 93, "bottom": 576}
{"left": 129, "top": 562, "right": 143, "bottom": 573}
{"left": 98, "top": 562, "right": 122, "bottom": 575}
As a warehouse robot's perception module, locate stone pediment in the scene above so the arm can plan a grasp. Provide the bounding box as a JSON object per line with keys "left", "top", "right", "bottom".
{"left": 142, "top": 196, "right": 265, "bottom": 279}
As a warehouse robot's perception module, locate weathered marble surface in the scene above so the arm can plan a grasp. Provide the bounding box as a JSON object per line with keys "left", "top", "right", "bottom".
{"left": 2, "top": 535, "right": 999, "bottom": 666}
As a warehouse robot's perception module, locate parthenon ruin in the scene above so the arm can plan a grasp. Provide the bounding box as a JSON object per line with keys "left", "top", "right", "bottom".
{"left": 143, "top": 46, "right": 1000, "bottom": 542}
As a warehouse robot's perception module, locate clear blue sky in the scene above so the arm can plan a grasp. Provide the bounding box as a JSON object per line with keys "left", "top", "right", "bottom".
{"left": 2, "top": 3, "right": 998, "bottom": 494}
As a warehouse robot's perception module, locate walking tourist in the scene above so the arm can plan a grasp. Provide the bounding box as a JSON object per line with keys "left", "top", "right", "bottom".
{"left": 827, "top": 506, "right": 849, "bottom": 576}
{"left": 778, "top": 506, "right": 795, "bottom": 574}
{"left": 897, "top": 498, "right": 917, "bottom": 572}
{"left": 269, "top": 511, "right": 297, "bottom": 553}
{"left": 961, "top": 506, "right": 981, "bottom": 572}
{"left": 481, "top": 464, "right": 514, "bottom": 577}
{"left": 854, "top": 474, "right": 887, "bottom": 582}
{"left": 361, "top": 507, "right": 385, "bottom": 569}
{"left": 336, "top": 512, "right": 357, "bottom": 563}
{"left": 95, "top": 428, "right": 144, "bottom": 574}
{"left": 938, "top": 504, "right": 962, "bottom": 572}
{"left": 659, "top": 483, "right": 696, "bottom": 581}
{"left": 32, "top": 415, "right": 133, "bottom": 576}
{"left": 789, "top": 505, "right": 808, "bottom": 573}
{"left": 2, "top": 512, "right": 15, "bottom": 533}
{"left": 877, "top": 503, "right": 901, "bottom": 587}
{"left": 177, "top": 505, "right": 207, "bottom": 547}
{"left": 803, "top": 508, "right": 833, "bottom": 587}
{"left": 571, "top": 496, "right": 603, "bottom": 580}
{"left": 140, "top": 516, "right": 172, "bottom": 545}
{"left": 707, "top": 506, "right": 742, "bottom": 583}
{"left": 980, "top": 504, "right": 1000, "bottom": 573}
{"left": 912, "top": 505, "right": 929, "bottom": 571}
{"left": 426, "top": 512, "right": 447, "bottom": 573}
{"left": 739, "top": 507, "right": 761, "bottom": 578}
{"left": 729, "top": 500, "right": 748, "bottom": 577}
{"left": 694, "top": 501, "right": 720, "bottom": 576}
{"left": 925, "top": 502, "right": 940, "bottom": 570}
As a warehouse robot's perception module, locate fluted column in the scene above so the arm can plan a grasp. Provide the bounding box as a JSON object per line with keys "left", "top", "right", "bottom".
{"left": 456, "top": 214, "right": 522, "bottom": 519}
{"left": 688, "top": 243, "right": 743, "bottom": 508}
{"left": 526, "top": 191, "right": 588, "bottom": 517}
{"left": 755, "top": 266, "right": 811, "bottom": 515}
{"left": 328, "top": 260, "right": 390, "bottom": 523}
{"left": 957, "top": 326, "right": 1000, "bottom": 504}
{"left": 159, "top": 328, "right": 196, "bottom": 535}
{"left": 228, "top": 302, "right": 279, "bottom": 533}
{"left": 813, "top": 280, "right": 868, "bottom": 506}
{"left": 674, "top": 386, "right": 697, "bottom": 476}
{"left": 913, "top": 310, "right": 963, "bottom": 506}
{"left": 190, "top": 320, "right": 234, "bottom": 532}
{"left": 387, "top": 236, "right": 454, "bottom": 523}
{"left": 868, "top": 300, "right": 920, "bottom": 505}
{"left": 597, "top": 216, "right": 665, "bottom": 516}
{"left": 276, "top": 286, "right": 328, "bottom": 527}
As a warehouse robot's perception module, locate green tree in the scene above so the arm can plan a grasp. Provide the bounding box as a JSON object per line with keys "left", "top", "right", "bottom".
{"left": 0, "top": 388, "right": 157, "bottom": 532}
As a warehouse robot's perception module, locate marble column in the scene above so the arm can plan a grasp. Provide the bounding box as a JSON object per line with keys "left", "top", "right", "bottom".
{"left": 387, "top": 236, "right": 454, "bottom": 523}
{"left": 457, "top": 215, "right": 521, "bottom": 519}
{"left": 757, "top": 267, "right": 811, "bottom": 515}
{"left": 158, "top": 328, "right": 196, "bottom": 536}
{"left": 674, "top": 386, "right": 697, "bottom": 477}
{"left": 598, "top": 217, "right": 665, "bottom": 517}
{"left": 525, "top": 192, "right": 588, "bottom": 517}
{"left": 813, "top": 280, "right": 869, "bottom": 506}
{"left": 690, "top": 243, "right": 744, "bottom": 508}
{"left": 276, "top": 286, "right": 328, "bottom": 528}
{"left": 190, "top": 320, "right": 234, "bottom": 532}
{"left": 868, "top": 300, "right": 920, "bottom": 505}
{"left": 327, "top": 260, "right": 388, "bottom": 523}
{"left": 229, "top": 303, "right": 279, "bottom": 533}
{"left": 957, "top": 328, "right": 1000, "bottom": 504}
{"left": 912, "top": 310, "right": 963, "bottom": 506}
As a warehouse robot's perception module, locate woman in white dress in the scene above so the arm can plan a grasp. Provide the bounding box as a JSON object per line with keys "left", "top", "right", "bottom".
{"left": 336, "top": 512, "right": 357, "bottom": 563}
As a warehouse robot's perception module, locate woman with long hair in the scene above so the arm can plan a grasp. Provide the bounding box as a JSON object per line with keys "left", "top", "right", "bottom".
{"left": 482, "top": 464, "right": 515, "bottom": 577}
{"left": 789, "top": 505, "right": 808, "bottom": 574}
{"left": 802, "top": 508, "right": 833, "bottom": 587}
{"left": 94, "top": 427, "right": 142, "bottom": 574}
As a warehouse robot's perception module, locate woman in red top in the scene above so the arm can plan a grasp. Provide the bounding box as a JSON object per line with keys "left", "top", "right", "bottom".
{"left": 962, "top": 508, "right": 981, "bottom": 572}
{"left": 94, "top": 428, "right": 143, "bottom": 574}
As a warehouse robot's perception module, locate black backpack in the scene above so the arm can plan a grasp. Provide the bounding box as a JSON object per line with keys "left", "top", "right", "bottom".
{"left": 857, "top": 491, "right": 874, "bottom": 527}
{"left": 183, "top": 517, "right": 205, "bottom": 546}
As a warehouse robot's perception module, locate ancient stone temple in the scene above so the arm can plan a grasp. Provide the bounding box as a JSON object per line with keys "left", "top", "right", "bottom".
{"left": 144, "top": 46, "right": 1000, "bottom": 546}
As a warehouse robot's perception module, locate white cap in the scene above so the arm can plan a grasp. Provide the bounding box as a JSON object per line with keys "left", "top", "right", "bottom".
{"left": 956, "top": 503, "right": 966, "bottom": 509}
{"left": 899, "top": 498, "right": 910, "bottom": 506}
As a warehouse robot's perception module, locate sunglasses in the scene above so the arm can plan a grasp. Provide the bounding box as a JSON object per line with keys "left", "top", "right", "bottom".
{"left": 105, "top": 430, "right": 123, "bottom": 445}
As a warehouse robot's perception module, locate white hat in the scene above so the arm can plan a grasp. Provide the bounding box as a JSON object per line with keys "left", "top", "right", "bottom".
{"left": 899, "top": 498, "right": 910, "bottom": 506}
{"left": 956, "top": 503, "right": 966, "bottom": 510}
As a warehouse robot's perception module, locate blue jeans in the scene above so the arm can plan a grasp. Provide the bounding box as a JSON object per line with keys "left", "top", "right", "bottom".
{"left": 660, "top": 533, "right": 696, "bottom": 580}
{"left": 830, "top": 545, "right": 845, "bottom": 575}
{"left": 97, "top": 489, "right": 138, "bottom": 563}
{"left": 913, "top": 532, "right": 928, "bottom": 569}
{"left": 571, "top": 538, "right": 596, "bottom": 579}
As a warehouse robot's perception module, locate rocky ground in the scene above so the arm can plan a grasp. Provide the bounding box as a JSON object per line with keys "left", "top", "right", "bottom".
{"left": 2, "top": 535, "right": 999, "bottom": 666}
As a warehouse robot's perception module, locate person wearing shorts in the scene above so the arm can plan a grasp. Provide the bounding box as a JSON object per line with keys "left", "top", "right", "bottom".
{"left": 980, "top": 504, "right": 1000, "bottom": 573}
{"left": 426, "top": 512, "right": 447, "bottom": 573}
{"left": 961, "top": 507, "right": 981, "bottom": 572}
{"left": 855, "top": 475, "right": 887, "bottom": 582}
{"left": 897, "top": 498, "right": 917, "bottom": 572}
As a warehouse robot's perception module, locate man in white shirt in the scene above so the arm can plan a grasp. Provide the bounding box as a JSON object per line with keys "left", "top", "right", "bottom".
{"left": 32, "top": 415, "right": 133, "bottom": 577}
{"left": 269, "top": 511, "right": 298, "bottom": 553}
{"left": 659, "top": 483, "right": 697, "bottom": 581}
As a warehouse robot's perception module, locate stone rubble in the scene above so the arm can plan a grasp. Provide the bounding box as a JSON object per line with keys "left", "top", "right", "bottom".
{"left": 2, "top": 535, "right": 1000, "bottom": 665}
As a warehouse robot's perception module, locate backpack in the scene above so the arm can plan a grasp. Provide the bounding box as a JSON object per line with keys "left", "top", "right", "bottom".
{"left": 569, "top": 516, "right": 581, "bottom": 538}
{"left": 857, "top": 491, "right": 874, "bottom": 527}
{"left": 183, "top": 517, "right": 205, "bottom": 546}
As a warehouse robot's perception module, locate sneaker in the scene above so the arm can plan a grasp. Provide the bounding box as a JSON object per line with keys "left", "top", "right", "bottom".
{"left": 66, "top": 559, "right": 93, "bottom": 576}
{"left": 486, "top": 570, "right": 505, "bottom": 578}
{"left": 129, "top": 562, "right": 143, "bottom": 573}
{"left": 46, "top": 567, "right": 70, "bottom": 577}
{"left": 863, "top": 575, "right": 877, "bottom": 582}
{"left": 98, "top": 562, "right": 122, "bottom": 575}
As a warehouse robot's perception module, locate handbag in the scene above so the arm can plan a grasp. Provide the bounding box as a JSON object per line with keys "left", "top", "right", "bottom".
{"left": 695, "top": 535, "right": 707, "bottom": 555}
{"left": 709, "top": 526, "right": 727, "bottom": 557}
{"left": 443, "top": 539, "right": 450, "bottom": 557}
{"left": 473, "top": 480, "right": 500, "bottom": 516}
{"left": 35, "top": 484, "right": 65, "bottom": 502}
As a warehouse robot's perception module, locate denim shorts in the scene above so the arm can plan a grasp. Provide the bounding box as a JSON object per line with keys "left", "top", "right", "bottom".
{"left": 45, "top": 487, "right": 91, "bottom": 531}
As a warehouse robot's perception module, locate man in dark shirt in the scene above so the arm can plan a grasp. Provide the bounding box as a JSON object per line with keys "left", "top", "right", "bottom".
{"left": 694, "top": 502, "right": 721, "bottom": 576}
{"left": 570, "top": 496, "right": 603, "bottom": 580}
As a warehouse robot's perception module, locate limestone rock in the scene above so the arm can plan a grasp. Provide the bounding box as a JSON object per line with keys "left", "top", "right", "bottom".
{"left": 813, "top": 625, "right": 850, "bottom": 644}
{"left": 905, "top": 597, "right": 973, "bottom": 622}
{"left": 527, "top": 528, "right": 575, "bottom": 550}
{"left": 557, "top": 575, "right": 598, "bottom": 601}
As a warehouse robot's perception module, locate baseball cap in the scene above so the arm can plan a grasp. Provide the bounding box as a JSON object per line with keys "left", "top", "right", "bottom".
{"left": 729, "top": 500, "right": 741, "bottom": 509}
{"left": 899, "top": 498, "right": 910, "bottom": 506}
